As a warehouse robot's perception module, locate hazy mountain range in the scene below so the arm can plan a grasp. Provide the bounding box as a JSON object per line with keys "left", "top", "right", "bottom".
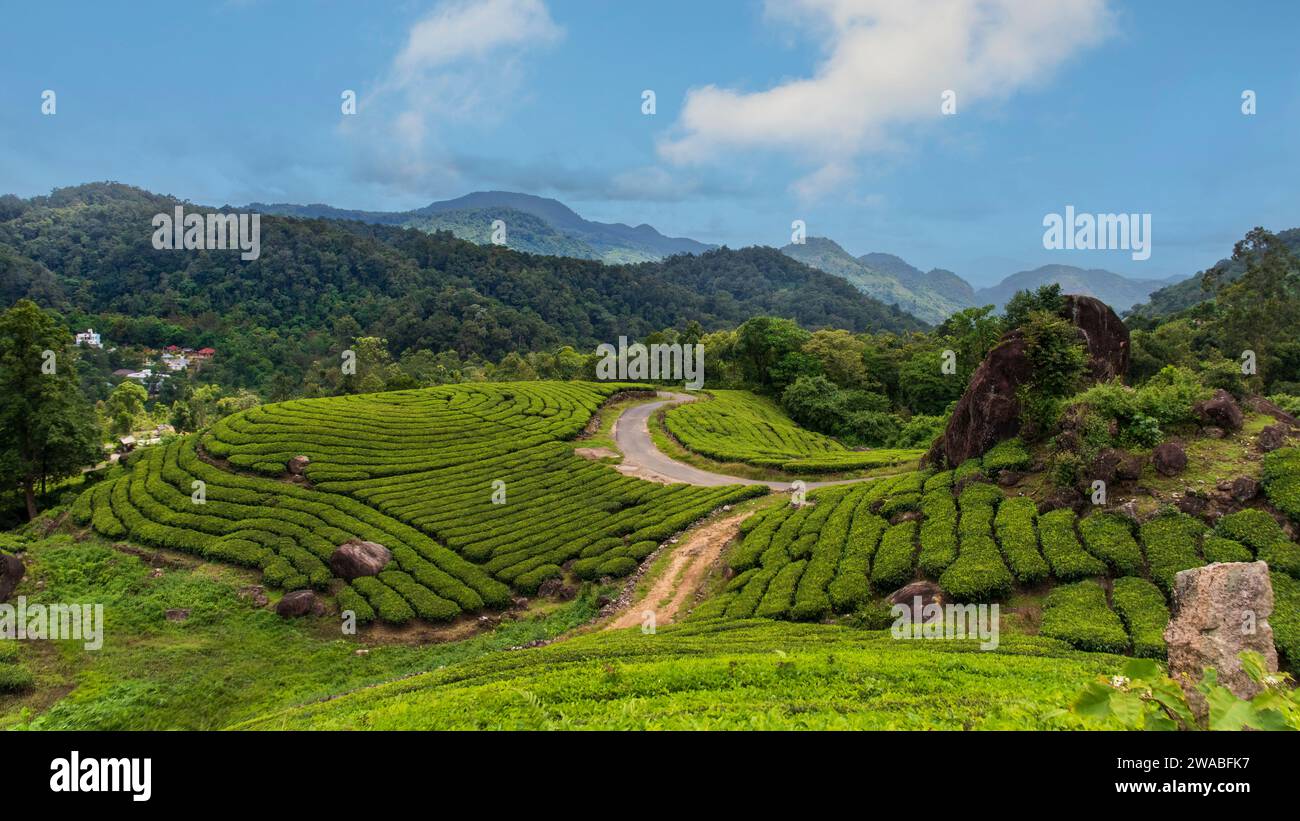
{"left": 255, "top": 189, "right": 1191, "bottom": 324}
{"left": 252, "top": 191, "right": 715, "bottom": 264}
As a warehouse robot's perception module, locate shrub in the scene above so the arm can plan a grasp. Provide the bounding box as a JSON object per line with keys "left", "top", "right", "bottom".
{"left": 1038, "top": 509, "right": 1107, "bottom": 580}
{"left": 1110, "top": 577, "right": 1169, "bottom": 658}
{"left": 1077, "top": 513, "right": 1144, "bottom": 576}
{"left": 1039, "top": 581, "right": 1128, "bottom": 653}
{"left": 917, "top": 490, "right": 958, "bottom": 576}
{"left": 1201, "top": 535, "right": 1253, "bottom": 564}
{"left": 828, "top": 510, "right": 885, "bottom": 612}
{"left": 0, "top": 663, "right": 35, "bottom": 693}
{"left": 1272, "top": 571, "right": 1300, "bottom": 667}
{"left": 993, "top": 497, "right": 1049, "bottom": 584}
{"left": 754, "top": 560, "right": 807, "bottom": 619}
{"left": 982, "top": 438, "right": 1031, "bottom": 473}
{"left": 939, "top": 535, "right": 1013, "bottom": 602}
{"left": 869, "top": 521, "right": 917, "bottom": 590}
{"left": 1215, "top": 509, "right": 1300, "bottom": 576}
{"left": 1140, "top": 512, "right": 1205, "bottom": 594}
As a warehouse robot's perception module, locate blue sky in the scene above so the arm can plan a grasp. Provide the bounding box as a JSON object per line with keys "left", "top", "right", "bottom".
{"left": 1, "top": 0, "right": 1296, "bottom": 287}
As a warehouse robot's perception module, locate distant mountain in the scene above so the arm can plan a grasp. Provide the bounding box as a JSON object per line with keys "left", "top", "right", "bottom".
{"left": 973, "top": 265, "right": 1184, "bottom": 314}
{"left": 1127, "top": 227, "right": 1300, "bottom": 319}
{"left": 780, "top": 239, "right": 971, "bottom": 324}
{"left": 251, "top": 190, "right": 715, "bottom": 264}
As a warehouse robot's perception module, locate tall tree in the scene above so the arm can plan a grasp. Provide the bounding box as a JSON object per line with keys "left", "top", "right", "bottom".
{"left": 0, "top": 300, "right": 102, "bottom": 519}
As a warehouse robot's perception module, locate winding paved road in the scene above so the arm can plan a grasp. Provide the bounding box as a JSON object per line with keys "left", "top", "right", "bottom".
{"left": 611, "top": 391, "right": 882, "bottom": 491}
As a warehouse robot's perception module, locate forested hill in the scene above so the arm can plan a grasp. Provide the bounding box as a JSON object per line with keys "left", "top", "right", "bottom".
{"left": 0, "top": 183, "right": 925, "bottom": 388}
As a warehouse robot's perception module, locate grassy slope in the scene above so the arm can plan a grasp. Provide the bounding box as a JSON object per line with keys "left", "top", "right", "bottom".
{"left": 240, "top": 619, "right": 1119, "bottom": 730}
{"left": 0, "top": 532, "right": 609, "bottom": 730}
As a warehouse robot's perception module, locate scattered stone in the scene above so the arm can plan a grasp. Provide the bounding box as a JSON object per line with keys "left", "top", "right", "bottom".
{"left": 1175, "top": 492, "right": 1206, "bottom": 517}
{"left": 1115, "top": 500, "right": 1141, "bottom": 523}
{"left": 276, "top": 589, "right": 325, "bottom": 618}
{"left": 1153, "top": 442, "right": 1187, "bottom": 476}
{"left": 996, "top": 469, "right": 1022, "bottom": 487}
{"left": 287, "top": 455, "right": 311, "bottom": 475}
{"left": 0, "top": 554, "right": 24, "bottom": 602}
{"left": 149, "top": 568, "right": 164, "bottom": 579}
{"left": 890, "top": 510, "right": 922, "bottom": 525}
{"left": 1164, "top": 561, "right": 1278, "bottom": 719}
{"left": 1202, "top": 426, "right": 1226, "bottom": 439}
{"left": 1088, "top": 449, "right": 1123, "bottom": 483}
{"left": 354, "top": 648, "right": 369, "bottom": 657}
{"left": 537, "top": 577, "right": 577, "bottom": 600}
{"left": 329, "top": 540, "right": 392, "bottom": 580}
{"left": 237, "top": 585, "right": 269, "bottom": 608}
{"left": 1039, "top": 487, "right": 1085, "bottom": 515}
{"left": 886, "top": 581, "right": 946, "bottom": 623}
{"left": 1231, "top": 477, "right": 1260, "bottom": 503}
{"left": 1115, "top": 451, "right": 1144, "bottom": 481}
{"left": 1257, "top": 423, "right": 1289, "bottom": 453}
{"left": 1194, "top": 389, "right": 1244, "bottom": 431}
{"left": 164, "top": 608, "right": 190, "bottom": 622}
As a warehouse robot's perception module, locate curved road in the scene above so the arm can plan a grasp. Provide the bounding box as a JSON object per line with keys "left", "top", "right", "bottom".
{"left": 611, "top": 391, "right": 883, "bottom": 491}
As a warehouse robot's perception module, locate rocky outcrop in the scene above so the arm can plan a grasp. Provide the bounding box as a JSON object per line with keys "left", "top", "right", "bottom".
{"left": 1060, "top": 294, "right": 1130, "bottom": 381}
{"left": 276, "top": 589, "right": 325, "bottom": 618}
{"left": 1164, "top": 562, "right": 1277, "bottom": 718}
{"left": 1256, "top": 423, "right": 1289, "bottom": 453}
{"left": 329, "top": 540, "right": 392, "bottom": 580}
{"left": 1194, "top": 389, "right": 1244, "bottom": 432}
{"left": 925, "top": 295, "right": 1130, "bottom": 467}
{"left": 1152, "top": 442, "right": 1187, "bottom": 476}
{"left": 0, "top": 554, "right": 24, "bottom": 601}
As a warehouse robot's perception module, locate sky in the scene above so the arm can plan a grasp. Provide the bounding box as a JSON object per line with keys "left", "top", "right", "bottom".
{"left": 1, "top": 0, "right": 1297, "bottom": 287}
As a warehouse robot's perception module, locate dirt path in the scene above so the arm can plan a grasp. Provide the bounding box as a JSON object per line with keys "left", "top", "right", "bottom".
{"left": 606, "top": 511, "right": 752, "bottom": 630}
{"left": 612, "top": 391, "right": 886, "bottom": 490}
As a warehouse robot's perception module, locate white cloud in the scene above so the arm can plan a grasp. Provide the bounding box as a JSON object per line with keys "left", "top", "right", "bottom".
{"left": 658, "top": 0, "right": 1113, "bottom": 200}
{"left": 346, "top": 0, "right": 563, "bottom": 193}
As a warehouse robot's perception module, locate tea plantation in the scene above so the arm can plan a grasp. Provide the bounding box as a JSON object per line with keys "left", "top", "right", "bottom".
{"left": 712, "top": 450, "right": 1300, "bottom": 666}
{"left": 664, "top": 389, "right": 922, "bottom": 472}
{"left": 71, "top": 382, "right": 764, "bottom": 624}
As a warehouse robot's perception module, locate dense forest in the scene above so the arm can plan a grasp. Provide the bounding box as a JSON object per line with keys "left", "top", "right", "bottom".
{"left": 0, "top": 182, "right": 923, "bottom": 396}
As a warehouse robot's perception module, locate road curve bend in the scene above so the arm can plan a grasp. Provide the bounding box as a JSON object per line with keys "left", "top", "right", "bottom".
{"left": 610, "top": 391, "right": 880, "bottom": 491}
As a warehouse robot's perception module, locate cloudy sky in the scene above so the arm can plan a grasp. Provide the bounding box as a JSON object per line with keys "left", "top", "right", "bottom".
{"left": 1, "top": 0, "right": 1296, "bottom": 285}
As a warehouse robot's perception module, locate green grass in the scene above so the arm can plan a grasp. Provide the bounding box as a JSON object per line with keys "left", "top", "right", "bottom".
{"left": 237, "top": 619, "right": 1124, "bottom": 730}
{"left": 0, "top": 531, "right": 612, "bottom": 730}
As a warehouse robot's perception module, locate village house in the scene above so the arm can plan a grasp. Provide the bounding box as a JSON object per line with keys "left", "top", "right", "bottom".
{"left": 74, "top": 328, "right": 102, "bottom": 348}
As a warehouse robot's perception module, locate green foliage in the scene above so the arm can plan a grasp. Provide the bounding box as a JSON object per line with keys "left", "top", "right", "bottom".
{"left": 1040, "top": 581, "right": 1129, "bottom": 653}
{"left": 666, "top": 389, "right": 920, "bottom": 470}
{"left": 1110, "top": 577, "right": 1169, "bottom": 659}
{"left": 1139, "top": 512, "right": 1206, "bottom": 594}
{"left": 870, "top": 521, "right": 917, "bottom": 590}
{"left": 1077, "top": 513, "right": 1144, "bottom": 576}
{"left": 1002, "top": 283, "right": 1064, "bottom": 333}
{"left": 1263, "top": 447, "right": 1300, "bottom": 526}
{"left": 1215, "top": 509, "right": 1300, "bottom": 576}
{"left": 981, "top": 438, "right": 1030, "bottom": 473}
{"left": 993, "top": 497, "right": 1049, "bottom": 584}
{"left": 1038, "top": 508, "right": 1108, "bottom": 580}
{"left": 1071, "top": 654, "right": 1299, "bottom": 730}
{"left": 917, "top": 489, "right": 957, "bottom": 576}
{"left": 1272, "top": 571, "right": 1300, "bottom": 667}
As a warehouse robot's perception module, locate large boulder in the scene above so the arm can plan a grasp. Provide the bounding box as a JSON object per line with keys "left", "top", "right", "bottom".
{"left": 1060, "top": 294, "right": 1130, "bottom": 381}
{"left": 276, "top": 589, "right": 325, "bottom": 618}
{"left": 925, "top": 295, "right": 1129, "bottom": 467}
{"left": 887, "top": 581, "right": 945, "bottom": 623}
{"left": 1164, "top": 562, "right": 1277, "bottom": 718}
{"left": 1152, "top": 442, "right": 1187, "bottom": 476}
{"left": 1194, "top": 389, "right": 1244, "bottom": 431}
{"left": 0, "top": 554, "right": 24, "bottom": 602}
{"left": 329, "top": 540, "right": 392, "bottom": 580}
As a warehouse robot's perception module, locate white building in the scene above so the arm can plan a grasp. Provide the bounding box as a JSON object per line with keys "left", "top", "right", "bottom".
{"left": 75, "top": 328, "right": 102, "bottom": 348}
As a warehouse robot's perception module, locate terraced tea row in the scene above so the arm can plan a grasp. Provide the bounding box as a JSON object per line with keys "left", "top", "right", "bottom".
{"left": 74, "top": 382, "right": 765, "bottom": 623}
{"left": 664, "top": 389, "right": 922, "bottom": 472}
{"left": 711, "top": 463, "right": 1300, "bottom": 662}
